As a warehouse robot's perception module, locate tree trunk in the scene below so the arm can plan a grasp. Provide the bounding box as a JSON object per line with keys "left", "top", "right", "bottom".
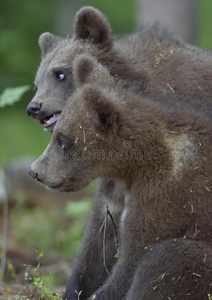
{"left": 136, "top": 0, "right": 197, "bottom": 44}
{"left": 54, "top": 0, "right": 82, "bottom": 37}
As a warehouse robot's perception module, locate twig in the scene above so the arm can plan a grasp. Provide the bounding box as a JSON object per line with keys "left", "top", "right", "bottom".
{"left": 166, "top": 83, "right": 175, "bottom": 93}
{"left": 100, "top": 206, "right": 119, "bottom": 277}
{"left": 83, "top": 130, "right": 86, "bottom": 144}
{"left": 102, "top": 206, "right": 110, "bottom": 277}
{"left": 107, "top": 209, "right": 119, "bottom": 251}
{"left": 150, "top": 273, "right": 170, "bottom": 283}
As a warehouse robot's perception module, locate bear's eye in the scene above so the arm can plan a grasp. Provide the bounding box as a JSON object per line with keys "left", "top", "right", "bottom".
{"left": 55, "top": 71, "right": 66, "bottom": 81}
{"left": 34, "top": 84, "right": 38, "bottom": 92}
{"left": 58, "top": 137, "right": 66, "bottom": 150}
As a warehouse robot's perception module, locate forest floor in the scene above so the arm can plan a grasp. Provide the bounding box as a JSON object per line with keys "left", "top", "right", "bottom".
{"left": 0, "top": 160, "right": 95, "bottom": 299}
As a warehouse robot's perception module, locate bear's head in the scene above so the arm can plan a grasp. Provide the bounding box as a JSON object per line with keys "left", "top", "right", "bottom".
{"left": 26, "top": 6, "right": 146, "bottom": 132}
{"left": 29, "top": 83, "right": 126, "bottom": 192}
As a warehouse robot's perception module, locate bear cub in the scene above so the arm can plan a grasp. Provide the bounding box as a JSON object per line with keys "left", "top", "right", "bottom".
{"left": 30, "top": 54, "right": 212, "bottom": 300}
{"left": 27, "top": 6, "right": 212, "bottom": 132}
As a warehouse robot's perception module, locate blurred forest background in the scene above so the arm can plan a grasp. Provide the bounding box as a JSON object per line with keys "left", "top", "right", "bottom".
{"left": 0, "top": 0, "right": 212, "bottom": 296}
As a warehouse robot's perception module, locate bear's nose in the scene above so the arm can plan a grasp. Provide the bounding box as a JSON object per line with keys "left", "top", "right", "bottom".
{"left": 28, "top": 167, "right": 38, "bottom": 179}
{"left": 26, "top": 102, "right": 42, "bottom": 116}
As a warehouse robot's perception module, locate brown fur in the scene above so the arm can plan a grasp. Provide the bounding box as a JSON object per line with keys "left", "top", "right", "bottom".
{"left": 27, "top": 6, "right": 212, "bottom": 131}
{"left": 29, "top": 55, "right": 212, "bottom": 300}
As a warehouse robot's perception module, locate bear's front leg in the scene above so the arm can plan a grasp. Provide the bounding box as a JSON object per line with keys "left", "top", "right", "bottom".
{"left": 86, "top": 203, "right": 146, "bottom": 300}
{"left": 87, "top": 257, "right": 136, "bottom": 300}
{"left": 64, "top": 190, "right": 122, "bottom": 300}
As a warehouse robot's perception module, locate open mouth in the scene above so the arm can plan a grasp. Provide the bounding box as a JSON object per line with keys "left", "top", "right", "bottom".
{"left": 41, "top": 112, "right": 61, "bottom": 129}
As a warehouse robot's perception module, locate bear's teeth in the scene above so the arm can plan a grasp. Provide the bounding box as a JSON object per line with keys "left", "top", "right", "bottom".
{"left": 45, "top": 113, "right": 60, "bottom": 127}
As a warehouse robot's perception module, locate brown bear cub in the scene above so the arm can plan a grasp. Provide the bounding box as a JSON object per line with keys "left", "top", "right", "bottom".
{"left": 29, "top": 55, "right": 212, "bottom": 300}
{"left": 27, "top": 6, "right": 212, "bottom": 299}
{"left": 27, "top": 6, "right": 212, "bottom": 132}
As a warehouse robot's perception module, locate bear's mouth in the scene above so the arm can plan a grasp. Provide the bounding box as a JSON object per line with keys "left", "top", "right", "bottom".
{"left": 46, "top": 181, "right": 64, "bottom": 190}
{"left": 41, "top": 112, "right": 61, "bottom": 131}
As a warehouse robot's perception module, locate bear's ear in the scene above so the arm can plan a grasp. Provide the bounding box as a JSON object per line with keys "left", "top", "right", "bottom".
{"left": 82, "top": 85, "right": 121, "bottom": 135}
{"left": 39, "top": 32, "right": 60, "bottom": 57}
{"left": 73, "top": 6, "right": 111, "bottom": 46}
{"left": 73, "top": 54, "right": 111, "bottom": 87}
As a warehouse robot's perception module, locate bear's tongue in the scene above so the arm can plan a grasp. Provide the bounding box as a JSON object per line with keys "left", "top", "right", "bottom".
{"left": 43, "top": 113, "right": 60, "bottom": 128}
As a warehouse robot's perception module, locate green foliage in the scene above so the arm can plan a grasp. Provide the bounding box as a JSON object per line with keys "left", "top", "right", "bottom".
{"left": 208, "top": 294, "right": 212, "bottom": 300}
{"left": 15, "top": 249, "right": 62, "bottom": 300}
{"left": 66, "top": 199, "right": 92, "bottom": 217}
{"left": 0, "top": 106, "right": 50, "bottom": 165}
{"left": 0, "top": 0, "right": 55, "bottom": 165}
{"left": 114, "top": 247, "right": 120, "bottom": 259}
{"left": 197, "top": 0, "right": 212, "bottom": 48}
{"left": 10, "top": 195, "right": 93, "bottom": 260}
{"left": 75, "top": 290, "right": 82, "bottom": 300}
{"left": 0, "top": 85, "right": 30, "bottom": 108}
{"left": 84, "top": 0, "right": 135, "bottom": 34}
{"left": 12, "top": 205, "right": 61, "bottom": 249}
{"left": 0, "top": 0, "right": 54, "bottom": 89}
